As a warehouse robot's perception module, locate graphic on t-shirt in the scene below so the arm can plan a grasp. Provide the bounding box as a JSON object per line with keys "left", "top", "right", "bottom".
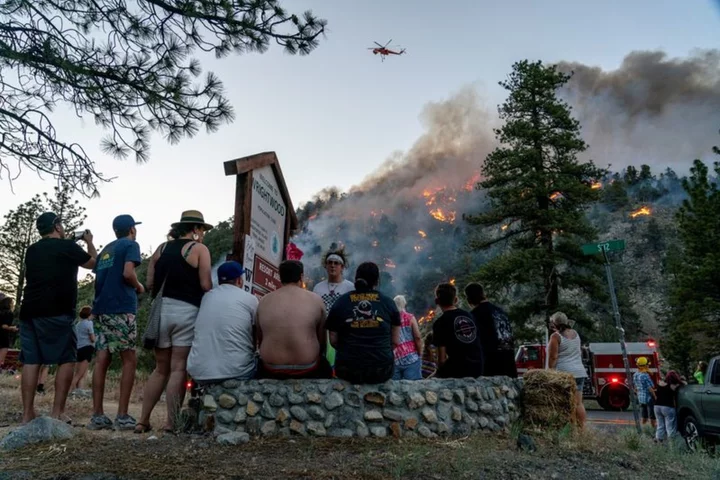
{"left": 453, "top": 315, "right": 477, "bottom": 343}
{"left": 96, "top": 251, "right": 114, "bottom": 271}
{"left": 348, "top": 293, "right": 383, "bottom": 328}
{"left": 492, "top": 308, "right": 513, "bottom": 349}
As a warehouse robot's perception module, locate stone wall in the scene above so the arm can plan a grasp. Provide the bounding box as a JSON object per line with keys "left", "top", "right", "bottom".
{"left": 201, "top": 377, "right": 522, "bottom": 441}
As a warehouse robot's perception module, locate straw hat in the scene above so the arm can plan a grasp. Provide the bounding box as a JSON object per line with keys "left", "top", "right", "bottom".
{"left": 171, "top": 210, "right": 214, "bottom": 230}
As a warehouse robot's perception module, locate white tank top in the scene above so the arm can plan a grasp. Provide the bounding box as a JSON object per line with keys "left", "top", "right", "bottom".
{"left": 555, "top": 331, "right": 587, "bottom": 379}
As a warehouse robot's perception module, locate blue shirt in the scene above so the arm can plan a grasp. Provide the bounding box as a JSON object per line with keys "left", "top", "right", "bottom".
{"left": 633, "top": 371, "right": 655, "bottom": 405}
{"left": 92, "top": 238, "right": 142, "bottom": 315}
{"left": 75, "top": 319, "right": 95, "bottom": 349}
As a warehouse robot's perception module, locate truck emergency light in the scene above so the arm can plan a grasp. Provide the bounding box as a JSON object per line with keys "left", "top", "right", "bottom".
{"left": 611, "top": 377, "right": 619, "bottom": 384}
{"left": 647, "top": 340, "right": 656, "bottom": 348}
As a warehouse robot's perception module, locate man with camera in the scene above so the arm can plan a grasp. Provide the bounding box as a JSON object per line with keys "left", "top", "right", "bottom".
{"left": 19, "top": 212, "right": 97, "bottom": 424}
{"left": 88, "top": 214, "right": 143, "bottom": 431}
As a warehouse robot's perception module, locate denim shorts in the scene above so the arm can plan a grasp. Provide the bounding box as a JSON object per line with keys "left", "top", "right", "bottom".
{"left": 575, "top": 377, "right": 585, "bottom": 392}
{"left": 19, "top": 315, "right": 77, "bottom": 365}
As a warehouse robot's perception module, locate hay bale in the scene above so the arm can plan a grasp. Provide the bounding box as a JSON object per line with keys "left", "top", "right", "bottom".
{"left": 522, "top": 369, "right": 576, "bottom": 428}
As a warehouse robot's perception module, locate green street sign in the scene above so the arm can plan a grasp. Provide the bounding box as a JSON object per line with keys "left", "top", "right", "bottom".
{"left": 582, "top": 239, "right": 626, "bottom": 256}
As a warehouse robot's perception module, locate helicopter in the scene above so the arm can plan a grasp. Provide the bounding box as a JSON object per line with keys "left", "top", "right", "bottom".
{"left": 368, "top": 40, "right": 406, "bottom": 62}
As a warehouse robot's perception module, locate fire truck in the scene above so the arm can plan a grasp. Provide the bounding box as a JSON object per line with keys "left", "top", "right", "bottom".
{"left": 515, "top": 341, "right": 660, "bottom": 411}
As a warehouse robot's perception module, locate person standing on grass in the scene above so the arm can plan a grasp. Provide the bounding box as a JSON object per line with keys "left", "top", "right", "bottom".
{"left": 135, "top": 211, "right": 213, "bottom": 434}
{"left": 548, "top": 311, "right": 588, "bottom": 429}
{"left": 70, "top": 306, "right": 96, "bottom": 392}
{"left": 464, "top": 283, "right": 518, "bottom": 378}
{"left": 0, "top": 295, "right": 18, "bottom": 368}
{"left": 633, "top": 357, "right": 657, "bottom": 429}
{"left": 654, "top": 371, "right": 685, "bottom": 443}
{"left": 88, "top": 215, "right": 144, "bottom": 431}
{"left": 391, "top": 295, "right": 423, "bottom": 380}
{"left": 313, "top": 249, "right": 354, "bottom": 371}
{"left": 18, "top": 212, "right": 97, "bottom": 424}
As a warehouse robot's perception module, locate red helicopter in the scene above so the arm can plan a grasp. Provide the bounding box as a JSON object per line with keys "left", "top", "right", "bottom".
{"left": 368, "top": 40, "right": 406, "bottom": 62}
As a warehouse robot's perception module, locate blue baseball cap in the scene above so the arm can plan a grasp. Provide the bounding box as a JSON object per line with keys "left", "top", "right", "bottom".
{"left": 218, "top": 261, "right": 245, "bottom": 283}
{"left": 112, "top": 214, "right": 141, "bottom": 232}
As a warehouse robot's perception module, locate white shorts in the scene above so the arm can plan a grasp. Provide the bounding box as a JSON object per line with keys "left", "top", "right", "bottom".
{"left": 158, "top": 298, "right": 199, "bottom": 348}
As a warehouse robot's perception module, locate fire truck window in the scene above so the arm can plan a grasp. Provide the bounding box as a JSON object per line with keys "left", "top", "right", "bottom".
{"left": 526, "top": 349, "right": 539, "bottom": 361}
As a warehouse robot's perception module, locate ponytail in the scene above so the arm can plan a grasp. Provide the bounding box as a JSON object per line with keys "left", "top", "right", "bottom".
{"left": 354, "top": 262, "right": 379, "bottom": 292}
{"left": 355, "top": 278, "right": 370, "bottom": 291}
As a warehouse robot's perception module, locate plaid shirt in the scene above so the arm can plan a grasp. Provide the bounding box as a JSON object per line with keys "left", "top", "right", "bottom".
{"left": 633, "top": 371, "right": 655, "bottom": 404}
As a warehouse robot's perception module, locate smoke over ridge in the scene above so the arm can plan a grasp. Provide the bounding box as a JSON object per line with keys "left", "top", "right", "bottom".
{"left": 293, "top": 50, "right": 719, "bottom": 299}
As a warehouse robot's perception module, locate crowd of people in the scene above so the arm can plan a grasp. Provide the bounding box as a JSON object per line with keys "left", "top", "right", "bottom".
{"left": 8, "top": 209, "right": 523, "bottom": 433}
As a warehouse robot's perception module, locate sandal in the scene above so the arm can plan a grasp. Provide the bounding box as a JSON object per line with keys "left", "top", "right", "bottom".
{"left": 133, "top": 423, "right": 152, "bottom": 434}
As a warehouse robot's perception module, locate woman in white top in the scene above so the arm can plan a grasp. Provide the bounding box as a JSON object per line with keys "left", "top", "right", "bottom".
{"left": 548, "top": 311, "right": 588, "bottom": 428}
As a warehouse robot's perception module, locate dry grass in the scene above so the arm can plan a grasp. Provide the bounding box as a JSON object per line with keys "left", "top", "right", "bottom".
{"left": 522, "top": 369, "right": 576, "bottom": 429}
{"left": 0, "top": 369, "right": 167, "bottom": 432}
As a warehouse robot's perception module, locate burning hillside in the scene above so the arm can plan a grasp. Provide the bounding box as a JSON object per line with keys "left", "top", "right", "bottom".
{"left": 291, "top": 49, "right": 708, "bottom": 327}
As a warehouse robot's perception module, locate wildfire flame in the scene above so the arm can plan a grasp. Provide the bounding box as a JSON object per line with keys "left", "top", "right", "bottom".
{"left": 630, "top": 206, "right": 652, "bottom": 218}
{"left": 418, "top": 308, "right": 436, "bottom": 325}
{"left": 413, "top": 245, "right": 423, "bottom": 252}
{"left": 501, "top": 225, "right": 508, "bottom": 231}
{"left": 430, "top": 208, "right": 456, "bottom": 223}
{"left": 418, "top": 230, "right": 427, "bottom": 238}
{"left": 463, "top": 172, "right": 482, "bottom": 192}
{"left": 385, "top": 259, "right": 396, "bottom": 269}
{"left": 449, "top": 278, "right": 456, "bottom": 285}
{"left": 591, "top": 182, "right": 602, "bottom": 190}
{"left": 550, "top": 191, "right": 563, "bottom": 201}
{"left": 371, "top": 240, "right": 379, "bottom": 247}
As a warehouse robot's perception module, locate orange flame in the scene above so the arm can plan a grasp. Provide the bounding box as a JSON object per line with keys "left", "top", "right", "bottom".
{"left": 463, "top": 173, "right": 482, "bottom": 191}
{"left": 418, "top": 230, "right": 427, "bottom": 238}
{"left": 591, "top": 182, "right": 602, "bottom": 190}
{"left": 418, "top": 308, "right": 436, "bottom": 325}
{"left": 501, "top": 225, "right": 508, "bottom": 231}
{"left": 385, "top": 259, "right": 396, "bottom": 269}
{"left": 630, "top": 206, "right": 652, "bottom": 218}
{"left": 413, "top": 245, "right": 423, "bottom": 252}
{"left": 430, "top": 209, "right": 456, "bottom": 223}
{"left": 550, "top": 191, "right": 563, "bottom": 201}
{"left": 449, "top": 278, "right": 456, "bottom": 285}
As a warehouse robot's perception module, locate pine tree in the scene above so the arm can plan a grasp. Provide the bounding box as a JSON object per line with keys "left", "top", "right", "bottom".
{"left": 0, "top": 0, "right": 326, "bottom": 194}
{"left": 0, "top": 185, "right": 86, "bottom": 307}
{"left": 466, "top": 60, "right": 606, "bottom": 331}
{"left": 663, "top": 150, "right": 720, "bottom": 373}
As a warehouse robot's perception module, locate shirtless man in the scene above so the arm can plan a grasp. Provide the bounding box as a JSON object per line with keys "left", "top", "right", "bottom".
{"left": 256, "top": 260, "right": 331, "bottom": 379}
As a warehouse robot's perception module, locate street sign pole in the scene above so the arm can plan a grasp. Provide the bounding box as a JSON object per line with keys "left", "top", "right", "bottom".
{"left": 582, "top": 239, "right": 642, "bottom": 435}
{"left": 601, "top": 248, "right": 642, "bottom": 435}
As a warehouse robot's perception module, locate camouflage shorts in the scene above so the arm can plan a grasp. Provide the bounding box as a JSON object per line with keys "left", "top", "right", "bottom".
{"left": 95, "top": 314, "right": 137, "bottom": 353}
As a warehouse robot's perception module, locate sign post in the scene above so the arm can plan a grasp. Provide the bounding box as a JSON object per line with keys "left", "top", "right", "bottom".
{"left": 582, "top": 239, "right": 642, "bottom": 434}
{"left": 224, "top": 152, "right": 298, "bottom": 298}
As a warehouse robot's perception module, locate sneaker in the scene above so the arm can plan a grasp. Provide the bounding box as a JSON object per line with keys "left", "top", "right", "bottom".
{"left": 86, "top": 414, "right": 113, "bottom": 430}
{"left": 114, "top": 414, "right": 137, "bottom": 431}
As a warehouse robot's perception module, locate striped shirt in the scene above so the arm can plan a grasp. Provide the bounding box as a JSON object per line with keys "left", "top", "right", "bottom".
{"left": 394, "top": 311, "right": 420, "bottom": 366}
{"left": 633, "top": 371, "right": 655, "bottom": 404}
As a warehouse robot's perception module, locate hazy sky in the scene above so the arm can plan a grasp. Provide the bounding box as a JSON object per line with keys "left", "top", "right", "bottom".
{"left": 1, "top": 0, "right": 719, "bottom": 254}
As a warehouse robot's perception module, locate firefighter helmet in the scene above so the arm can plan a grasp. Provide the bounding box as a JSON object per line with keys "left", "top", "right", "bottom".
{"left": 636, "top": 356, "right": 649, "bottom": 367}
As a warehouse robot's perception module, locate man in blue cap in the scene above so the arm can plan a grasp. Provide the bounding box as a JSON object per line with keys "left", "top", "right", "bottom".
{"left": 19, "top": 212, "right": 97, "bottom": 424}
{"left": 186, "top": 261, "right": 259, "bottom": 386}
{"left": 88, "top": 214, "right": 143, "bottom": 431}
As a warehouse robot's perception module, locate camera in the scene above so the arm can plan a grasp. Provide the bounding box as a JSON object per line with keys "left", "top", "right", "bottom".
{"left": 72, "top": 230, "right": 88, "bottom": 242}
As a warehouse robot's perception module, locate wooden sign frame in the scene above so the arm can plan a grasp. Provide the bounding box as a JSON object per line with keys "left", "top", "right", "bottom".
{"left": 223, "top": 151, "right": 298, "bottom": 266}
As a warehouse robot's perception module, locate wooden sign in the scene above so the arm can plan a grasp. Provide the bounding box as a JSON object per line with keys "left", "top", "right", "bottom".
{"left": 224, "top": 152, "right": 298, "bottom": 296}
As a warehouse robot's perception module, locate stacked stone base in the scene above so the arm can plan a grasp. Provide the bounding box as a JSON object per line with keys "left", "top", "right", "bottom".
{"left": 202, "top": 377, "right": 522, "bottom": 440}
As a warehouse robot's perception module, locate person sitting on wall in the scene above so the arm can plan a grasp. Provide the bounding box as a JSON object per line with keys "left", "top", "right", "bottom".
{"left": 432, "top": 283, "right": 484, "bottom": 379}
{"left": 327, "top": 262, "right": 401, "bottom": 384}
{"left": 187, "top": 261, "right": 259, "bottom": 385}
{"left": 256, "top": 260, "right": 331, "bottom": 379}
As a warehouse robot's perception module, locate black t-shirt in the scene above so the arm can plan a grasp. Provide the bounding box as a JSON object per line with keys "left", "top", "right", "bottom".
{"left": 326, "top": 289, "right": 401, "bottom": 369}
{"left": 433, "top": 308, "right": 485, "bottom": 370}
{"left": 470, "top": 302, "right": 515, "bottom": 354}
{"left": 655, "top": 383, "right": 677, "bottom": 408}
{"left": 20, "top": 238, "right": 91, "bottom": 321}
{"left": 0, "top": 311, "right": 13, "bottom": 341}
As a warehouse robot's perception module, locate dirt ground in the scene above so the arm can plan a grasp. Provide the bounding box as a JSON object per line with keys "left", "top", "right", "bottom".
{"left": 1, "top": 374, "right": 719, "bottom": 480}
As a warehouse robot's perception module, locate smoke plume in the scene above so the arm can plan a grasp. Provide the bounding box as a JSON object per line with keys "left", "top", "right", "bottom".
{"left": 559, "top": 49, "right": 720, "bottom": 170}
